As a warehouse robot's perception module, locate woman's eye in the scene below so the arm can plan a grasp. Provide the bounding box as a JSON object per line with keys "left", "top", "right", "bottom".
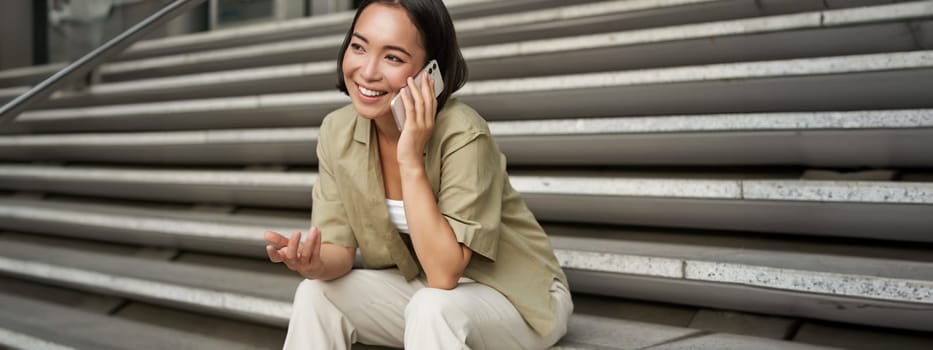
{"left": 350, "top": 43, "right": 364, "bottom": 52}
{"left": 386, "top": 55, "right": 404, "bottom": 63}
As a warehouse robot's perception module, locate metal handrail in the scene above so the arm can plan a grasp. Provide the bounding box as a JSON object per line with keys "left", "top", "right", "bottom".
{"left": 0, "top": 0, "right": 207, "bottom": 124}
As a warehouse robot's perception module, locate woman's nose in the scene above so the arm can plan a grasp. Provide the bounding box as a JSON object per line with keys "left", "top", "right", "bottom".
{"left": 360, "top": 57, "right": 380, "bottom": 81}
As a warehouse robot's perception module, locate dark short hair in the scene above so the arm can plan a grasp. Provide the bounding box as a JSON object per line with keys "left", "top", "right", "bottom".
{"left": 335, "top": 0, "right": 468, "bottom": 111}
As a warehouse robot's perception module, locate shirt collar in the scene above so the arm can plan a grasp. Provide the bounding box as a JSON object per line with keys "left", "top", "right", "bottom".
{"left": 353, "top": 113, "right": 371, "bottom": 145}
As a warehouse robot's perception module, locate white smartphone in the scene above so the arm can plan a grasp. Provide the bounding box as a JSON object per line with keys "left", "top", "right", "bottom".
{"left": 391, "top": 59, "right": 445, "bottom": 130}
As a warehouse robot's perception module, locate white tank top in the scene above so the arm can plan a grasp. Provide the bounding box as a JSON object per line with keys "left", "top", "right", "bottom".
{"left": 386, "top": 199, "right": 409, "bottom": 234}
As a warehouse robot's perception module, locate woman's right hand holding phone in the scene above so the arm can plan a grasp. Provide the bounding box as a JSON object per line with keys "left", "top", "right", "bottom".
{"left": 265, "top": 227, "right": 325, "bottom": 280}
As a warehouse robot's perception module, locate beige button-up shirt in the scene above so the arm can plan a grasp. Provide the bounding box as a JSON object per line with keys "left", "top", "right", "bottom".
{"left": 311, "top": 99, "right": 569, "bottom": 336}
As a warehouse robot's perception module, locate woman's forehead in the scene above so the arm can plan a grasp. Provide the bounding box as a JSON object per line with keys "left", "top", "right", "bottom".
{"left": 355, "top": 3, "right": 423, "bottom": 49}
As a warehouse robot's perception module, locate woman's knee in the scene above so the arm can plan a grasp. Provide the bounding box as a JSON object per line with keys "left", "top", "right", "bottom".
{"left": 292, "top": 279, "right": 330, "bottom": 308}
{"left": 295, "top": 278, "right": 325, "bottom": 296}
{"left": 405, "top": 288, "right": 468, "bottom": 324}
{"left": 291, "top": 279, "right": 354, "bottom": 324}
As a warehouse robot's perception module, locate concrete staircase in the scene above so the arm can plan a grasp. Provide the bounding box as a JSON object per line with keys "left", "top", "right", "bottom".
{"left": 2, "top": 0, "right": 933, "bottom": 349}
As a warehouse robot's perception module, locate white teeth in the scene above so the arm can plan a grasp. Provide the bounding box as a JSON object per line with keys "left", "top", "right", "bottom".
{"left": 359, "top": 85, "right": 386, "bottom": 97}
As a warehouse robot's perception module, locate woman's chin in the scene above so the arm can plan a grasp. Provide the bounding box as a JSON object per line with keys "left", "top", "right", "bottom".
{"left": 353, "top": 103, "right": 389, "bottom": 120}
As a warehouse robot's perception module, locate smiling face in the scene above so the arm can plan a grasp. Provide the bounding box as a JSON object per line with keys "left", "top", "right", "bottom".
{"left": 342, "top": 3, "right": 426, "bottom": 120}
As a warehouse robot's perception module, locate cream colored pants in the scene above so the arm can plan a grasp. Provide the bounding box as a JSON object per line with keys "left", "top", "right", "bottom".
{"left": 282, "top": 269, "right": 572, "bottom": 350}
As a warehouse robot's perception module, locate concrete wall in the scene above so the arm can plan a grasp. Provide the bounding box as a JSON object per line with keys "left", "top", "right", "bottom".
{"left": 1, "top": 0, "right": 342, "bottom": 70}
{"left": 48, "top": 0, "right": 208, "bottom": 63}
{"left": 210, "top": 0, "right": 322, "bottom": 30}
{"left": 0, "top": 1, "right": 34, "bottom": 70}
{"left": 309, "top": 0, "right": 352, "bottom": 15}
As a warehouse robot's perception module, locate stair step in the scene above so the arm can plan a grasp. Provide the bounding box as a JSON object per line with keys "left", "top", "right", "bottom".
{"left": 641, "top": 332, "right": 841, "bottom": 350}
{"left": 0, "top": 1, "right": 896, "bottom": 88}
{"left": 0, "top": 197, "right": 300, "bottom": 257}
{"left": 559, "top": 314, "right": 699, "bottom": 350}
{"left": 0, "top": 63, "right": 65, "bottom": 88}
{"left": 1, "top": 197, "right": 931, "bottom": 330}
{"left": 1, "top": 166, "right": 931, "bottom": 240}
{"left": 550, "top": 228, "right": 933, "bottom": 301}
{"left": 0, "top": 1, "right": 615, "bottom": 88}
{"left": 0, "top": 236, "right": 297, "bottom": 326}
{"left": 28, "top": 1, "right": 925, "bottom": 107}
{"left": 0, "top": 86, "right": 28, "bottom": 105}
{"left": 0, "top": 236, "right": 851, "bottom": 349}
{"left": 9, "top": 50, "right": 933, "bottom": 133}
{"left": 687, "top": 310, "right": 795, "bottom": 340}
{"left": 20, "top": 1, "right": 927, "bottom": 109}
{"left": 0, "top": 292, "right": 262, "bottom": 350}
{"left": 2, "top": 109, "right": 931, "bottom": 166}
{"left": 458, "top": 50, "right": 933, "bottom": 120}
{"left": 116, "top": 0, "right": 602, "bottom": 61}
{"left": 792, "top": 322, "right": 933, "bottom": 350}
{"left": 0, "top": 275, "right": 123, "bottom": 315}
{"left": 111, "top": 0, "right": 785, "bottom": 67}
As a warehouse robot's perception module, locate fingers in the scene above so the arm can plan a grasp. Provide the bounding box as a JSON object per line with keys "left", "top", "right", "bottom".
{"left": 408, "top": 76, "right": 425, "bottom": 128}
{"left": 300, "top": 227, "right": 317, "bottom": 264}
{"left": 308, "top": 226, "right": 323, "bottom": 263}
{"left": 420, "top": 72, "right": 436, "bottom": 115}
{"left": 265, "top": 229, "right": 319, "bottom": 278}
{"left": 265, "top": 231, "right": 288, "bottom": 264}
{"left": 286, "top": 231, "right": 300, "bottom": 263}
{"left": 264, "top": 231, "right": 288, "bottom": 246}
{"left": 266, "top": 245, "right": 284, "bottom": 263}
{"left": 400, "top": 85, "right": 414, "bottom": 129}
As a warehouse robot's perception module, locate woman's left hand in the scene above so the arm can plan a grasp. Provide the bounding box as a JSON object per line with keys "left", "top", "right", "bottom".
{"left": 396, "top": 73, "right": 436, "bottom": 169}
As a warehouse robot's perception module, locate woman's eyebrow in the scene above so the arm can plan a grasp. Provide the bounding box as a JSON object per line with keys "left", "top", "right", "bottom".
{"left": 353, "top": 32, "right": 413, "bottom": 58}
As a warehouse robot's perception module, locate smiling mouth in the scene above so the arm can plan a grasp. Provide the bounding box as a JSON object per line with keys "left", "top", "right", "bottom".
{"left": 357, "top": 84, "right": 387, "bottom": 98}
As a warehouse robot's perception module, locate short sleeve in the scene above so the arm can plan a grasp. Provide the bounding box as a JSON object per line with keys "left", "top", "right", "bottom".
{"left": 311, "top": 127, "right": 358, "bottom": 248}
{"left": 437, "top": 132, "right": 504, "bottom": 262}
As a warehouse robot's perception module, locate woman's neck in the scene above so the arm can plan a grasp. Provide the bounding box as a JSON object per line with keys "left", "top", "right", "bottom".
{"left": 374, "top": 114, "right": 404, "bottom": 201}
{"left": 373, "top": 115, "right": 401, "bottom": 142}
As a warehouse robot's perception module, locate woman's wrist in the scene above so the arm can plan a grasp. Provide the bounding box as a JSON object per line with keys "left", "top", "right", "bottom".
{"left": 398, "top": 160, "right": 427, "bottom": 176}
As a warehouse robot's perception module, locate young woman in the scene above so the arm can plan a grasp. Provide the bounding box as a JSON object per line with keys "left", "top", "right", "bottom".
{"left": 263, "top": 1, "right": 572, "bottom": 348}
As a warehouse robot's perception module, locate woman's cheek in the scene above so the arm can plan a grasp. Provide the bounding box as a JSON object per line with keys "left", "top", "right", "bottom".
{"left": 388, "top": 69, "right": 416, "bottom": 91}
{"left": 342, "top": 55, "right": 360, "bottom": 78}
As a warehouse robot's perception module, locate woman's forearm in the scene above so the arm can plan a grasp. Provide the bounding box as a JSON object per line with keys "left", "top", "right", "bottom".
{"left": 309, "top": 243, "right": 356, "bottom": 281}
{"left": 400, "top": 165, "right": 471, "bottom": 289}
